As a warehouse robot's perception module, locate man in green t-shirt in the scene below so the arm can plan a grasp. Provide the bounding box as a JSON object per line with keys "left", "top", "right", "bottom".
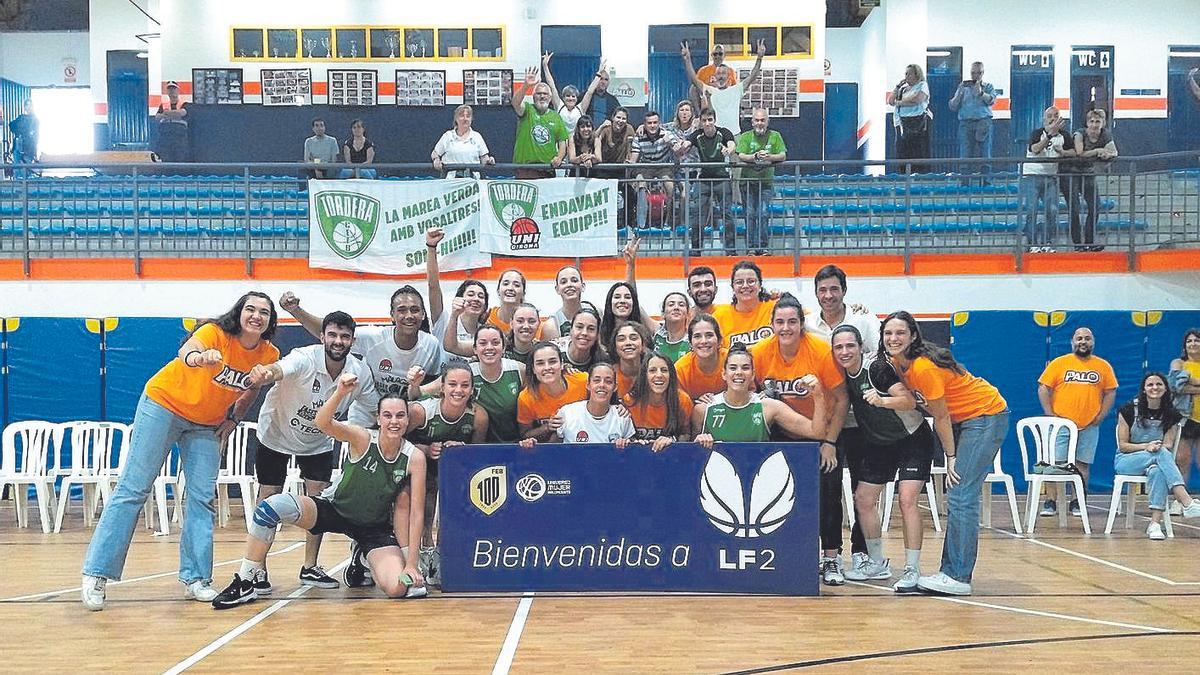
{"left": 735, "top": 108, "right": 787, "bottom": 254}
{"left": 511, "top": 65, "right": 569, "bottom": 179}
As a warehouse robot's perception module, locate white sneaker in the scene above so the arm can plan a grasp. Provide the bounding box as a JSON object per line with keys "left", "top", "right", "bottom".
{"left": 1182, "top": 500, "right": 1200, "bottom": 519}
{"left": 1168, "top": 500, "right": 1183, "bottom": 516}
{"left": 917, "top": 571, "right": 972, "bottom": 596}
{"left": 1146, "top": 521, "right": 1166, "bottom": 541}
{"left": 81, "top": 574, "right": 107, "bottom": 611}
{"left": 184, "top": 580, "right": 218, "bottom": 602}
{"left": 893, "top": 566, "right": 920, "bottom": 593}
{"left": 845, "top": 556, "right": 892, "bottom": 581}
{"left": 820, "top": 556, "right": 845, "bottom": 586}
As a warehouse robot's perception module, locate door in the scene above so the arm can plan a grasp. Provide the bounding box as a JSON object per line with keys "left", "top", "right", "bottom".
{"left": 647, "top": 24, "right": 708, "bottom": 120}
{"left": 106, "top": 50, "right": 148, "bottom": 148}
{"left": 540, "top": 26, "right": 602, "bottom": 104}
{"left": 823, "top": 83, "right": 860, "bottom": 161}
{"left": 1010, "top": 45, "right": 1055, "bottom": 162}
{"left": 1070, "top": 45, "right": 1114, "bottom": 130}
{"left": 1167, "top": 46, "right": 1200, "bottom": 152}
{"left": 926, "top": 47, "right": 962, "bottom": 163}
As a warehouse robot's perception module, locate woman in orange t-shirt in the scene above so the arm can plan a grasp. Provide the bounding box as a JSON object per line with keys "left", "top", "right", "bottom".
{"left": 675, "top": 313, "right": 727, "bottom": 402}
{"left": 82, "top": 292, "right": 280, "bottom": 611}
{"left": 517, "top": 341, "right": 589, "bottom": 441}
{"left": 710, "top": 260, "right": 777, "bottom": 348}
{"left": 610, "top": 320, "right": 650, "bottom": 399}
{"left": 882, "top": 310, "right": 1009, "bottom": 597}
{"left": 625, "top": 352, "right": 694, "bottom": 452}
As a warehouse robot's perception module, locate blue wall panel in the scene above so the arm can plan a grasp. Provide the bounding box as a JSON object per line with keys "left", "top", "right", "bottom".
{"left": 1145, "top": 309, "right": 1200, "bottom": 491}
{"left": 103, "top": 317, "right": 191, "bottom": 424}
{"left": 5, "top": 318, "right": 102, "bottom": 424}
{"left": 949, "top": 310, "right": 1047, "bottom": 492}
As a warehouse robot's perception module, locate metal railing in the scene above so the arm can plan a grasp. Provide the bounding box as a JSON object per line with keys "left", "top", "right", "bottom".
{"left": 1, "top": 153, "right": 1198, "bottom": 275}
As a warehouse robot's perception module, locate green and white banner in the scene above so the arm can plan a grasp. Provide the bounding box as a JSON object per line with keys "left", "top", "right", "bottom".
{"left": 477, "top": 178, "right": 619, "bottom": 257}
{"left": 308, "top": 178, "right": 490, "bottom": 275}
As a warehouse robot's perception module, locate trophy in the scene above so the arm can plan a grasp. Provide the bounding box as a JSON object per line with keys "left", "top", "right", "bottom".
{"left": 350, "top": 39, "right": 359, "bottom": 58}
{"left": 385, "top": 34, "right": 398, "bottom": 58}
{"left": 320, "top": 36, "right": 331, "bottom": 57}
{"left": 304, "top": 37, "right": 315, "bottom": 58}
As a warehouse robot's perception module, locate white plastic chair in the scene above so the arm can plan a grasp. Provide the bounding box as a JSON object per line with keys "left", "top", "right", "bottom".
{"left": 1105, "top": 474, "right": 1174, "bottom": 537}
{"left": 1018, "top": 416, "right": 1090, "bottom": 534}
{"left": 217, "top": 422, "right": 258, "bottom": 529}
{"left": 282, "top": 453, "right": 304, "bottom": 496}
{"left": 327, "top": 440, "right": 351, "bottom": 487}
{"left": 152, "top": 448, "right": 185, "bottom": 535}
{"left": 54, "top": 421, "right": 130, "bottom": 532}
{"left": 982, "top": 451, "right": 1023, "bottom": 534}
{"left": 881, "top": 472, "right": 943, "bottom": 532}
{"left": 0, "top": 421, "right": 62, "bottom": 533}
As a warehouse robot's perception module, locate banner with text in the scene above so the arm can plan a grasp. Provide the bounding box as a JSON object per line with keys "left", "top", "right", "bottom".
{"left": 308, "top": 178, "right": 490, "bottom": 275}
{"left": 477, "top": 178, "right": 619, "bottom": 257}
{"left": 438, "top": 442, "right": 819, "bottom": 595}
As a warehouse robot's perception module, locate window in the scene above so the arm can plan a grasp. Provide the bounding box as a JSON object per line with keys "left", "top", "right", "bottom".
{"left": 709, "top": 25, "right": 815, "bottom": 59}
{"left": 471, "top": 28, "right": 503, "bottom": 59}
{"left": 439, "top": 28, "right": 468, "bottom": 58}
{"left": 231, "top": 26, "right": 504, "bottom": 62}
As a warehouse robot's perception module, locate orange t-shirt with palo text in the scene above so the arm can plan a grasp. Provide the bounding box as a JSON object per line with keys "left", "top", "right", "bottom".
{"left": 144, "top": 322, "right": 280, "bottom": 426}
{"left": 750, "top": 333, "right": 844, "bottom": 419}
{"left": 517, "top": 371, "right": 588, "bottom": 425}
{"left": 901, "top": 356, "right": 1007, "bottom": 424}
{"left": 675, "top": 348, "right": 728, "bottom": 401}
{"left": 711, "top": 299, "right": 776, "bottom": 348}
{"left": 624, "top": 391, "right": 695, "bottom": 440}
{"left": 1037, "top": 353, "right": 1118, "bottom": 428}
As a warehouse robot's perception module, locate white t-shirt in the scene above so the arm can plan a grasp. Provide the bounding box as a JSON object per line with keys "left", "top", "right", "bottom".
{"left": 350, "top": 326, "right": 444, "bottom": 426}
{"left": 433, "top": 129, "right": 490, "bottom": 166}
{"left": 702, "top": 81, "right": 747, "bottom": 133}
{"left": 558, "top": 105, "right": 583, "bottom": 134}
{"left": 256, "top": 345, "right": 377, "bottom": 456}
{"left": 432, "top": 309, "right": 475, "bottom": 364}
{"left": 895, "top": 80, "right": 930, "bottom": 118}
{"left": 805, "top": 304, "right": 880, "bottom": 358}
{"left": 557, "top": 400, "right": 635, "bottom": 444}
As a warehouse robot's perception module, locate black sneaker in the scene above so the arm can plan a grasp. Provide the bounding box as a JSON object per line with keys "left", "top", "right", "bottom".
{"left": 253, "top": 569, "right": 273, "bottom": 596}
{"left": 300, "top": 565, "right": 340, "bottom": 589}
{"left": 343, "top": 543, "right": 374, "bottom": 588}
{"left": 211, "top": 574, "right": 257, "bottom": 610}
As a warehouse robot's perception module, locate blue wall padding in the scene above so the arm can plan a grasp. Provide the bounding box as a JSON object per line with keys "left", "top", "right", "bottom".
{"left": 6, "top": 318, "right": 102, "bottom": 423}
{"left": 103, "top": 317, "right": 191, "bottom": 424}
{"left": 1145, "top": 310, "right": 1200, "bottom": 490}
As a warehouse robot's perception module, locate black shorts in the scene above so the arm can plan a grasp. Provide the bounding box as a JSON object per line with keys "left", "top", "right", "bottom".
{"left": 309, "top": 497, "right": 398, "bottom": 555}
{"left": 254, "top": 440, "right": 335, "bottom": 486}
{"left": 1182, "top": 419, "right": 1200, "bottom": 440}
{"left": 854, "top": 424, "right": 935, "bottom": 485}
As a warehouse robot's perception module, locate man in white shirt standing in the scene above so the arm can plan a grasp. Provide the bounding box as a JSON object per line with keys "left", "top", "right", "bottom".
{"left": 246, "top": 310, "right": 377, "bottom": 592}
{"left": 681, "top": 39, "right": 766, "bottom": 134}
{"left": 1022, "top": 106, "right": 1076, "bottom": 252}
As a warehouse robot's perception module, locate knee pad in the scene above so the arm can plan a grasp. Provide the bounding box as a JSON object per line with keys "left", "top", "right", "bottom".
{"left": 249, "top": 493, "right": 300, "bottom": 543}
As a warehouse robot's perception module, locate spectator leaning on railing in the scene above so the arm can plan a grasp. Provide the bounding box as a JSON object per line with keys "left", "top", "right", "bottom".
{"left": 1021, "top": 106, "right": 1076, "bottom": 252}
{"left": 1065, "top": 109, "right": 1118, "bottom": 252}
{"left": 431, "top": 104, "right": 494, "bottom": 179}
{"left": 735, "top": 108, "right": 787, "bottom": 255}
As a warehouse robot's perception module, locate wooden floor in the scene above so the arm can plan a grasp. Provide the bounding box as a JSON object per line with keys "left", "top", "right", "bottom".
{"left": 2, "top": 496, "right": 1199, "bottom": 673}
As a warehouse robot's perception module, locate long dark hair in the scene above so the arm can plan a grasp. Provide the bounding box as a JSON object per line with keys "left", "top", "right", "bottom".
{"left": 525, "top": 340, "right": 566, "bottom": 396}
{"left": 573, "top": 115, "right": 595, "bottom": 147}
{"left": 200, "top": 291, "right": 278, "bottom": 341}
{"left": 629, "top": 351, "right": 688, "bottom": 436}
{"left": 1181, "top": 328, "right": 1200, "bottom": 361}
{"left": 879, "top": 310, "right": 963, "bottom": 374}
{"left": 1136, "top": 372, "right": 1183, "bottom": 430}
{"left": 569, "top": 306, "right": 604, "bottom": 365}
{"left": 390, "top": 285, "right": 432, "bottom": 333}
{"left": 730, "top": 260, "right": 770, "bottom": 304}
{"left": 600, "top": 282, "right": 645, "bottom": 350}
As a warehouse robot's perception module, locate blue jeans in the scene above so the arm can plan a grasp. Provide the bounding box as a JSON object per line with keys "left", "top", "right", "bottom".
{"left": 82, "top": 394, "right": 221, "bottom": 583}
{"left": 692, "top": 181, "right": 733, "bottom": 251}
{"left": 1053, "top": 423, "right": 1100, "bottom": 465}
{"left": 338, "top": 168, "right": 377, "bottom": 179}
{"left": 940, "top": 410, "right": 1010, "bottom": 584}
{"left": 1021, "top": 175, "right": 1059, "bottom": 245}
{"left": 743, "top": 183, "right": 773, "bottom": 251}
{"left": 957, "top": 118, "right": 993, "bottom": 173}
{"left": 1113, "top": 450, "right": 1186, "bottom": 510}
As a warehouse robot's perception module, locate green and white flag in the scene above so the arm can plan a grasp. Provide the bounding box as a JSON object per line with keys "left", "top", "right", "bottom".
{"left": 477, "top": 178, "right": 619, "bottom": 257}
{"left": 308, "top": 178, "right": 490, "bottom": 274}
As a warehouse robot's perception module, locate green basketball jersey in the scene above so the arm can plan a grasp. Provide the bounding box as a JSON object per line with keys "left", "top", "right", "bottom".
{"left": 505, "top": 346, "right": 533, "bottom": 368}
{"left": 326, "top": 432, "right": 413, "bottom": 527}
{"left": 703, "top": 392, "right": 769, "bottom": 442}
{"left": 410, "top": 397, "right": 476, "bottom": 446}
{"left": 652, "top": 331, "right": 692, "bottom": 363}
{"left": 471, "top": 358, "right": 523, "bottom": 442}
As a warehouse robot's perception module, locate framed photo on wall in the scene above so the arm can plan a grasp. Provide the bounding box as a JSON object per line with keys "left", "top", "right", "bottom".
{"left": 395, "top": 70, "right": 446, "bottom": 107}
{"left": 192, "top": 68, "right": 244, "bottom": 104}
{"left": 463, "top": 68, "right": 513, "bottom": 106}
{"left": 329, "top": 69, "right": 378, "bottom": 106}
{"left": 261, "top": 68, "right": 312, "bottom": 106}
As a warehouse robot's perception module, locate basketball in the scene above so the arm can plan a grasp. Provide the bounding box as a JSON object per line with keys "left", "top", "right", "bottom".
{"left": 511, "top": 217, "right": 539, "bottom": 235}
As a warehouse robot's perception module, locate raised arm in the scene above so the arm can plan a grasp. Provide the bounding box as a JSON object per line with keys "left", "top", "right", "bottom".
{"left": 742, "top": 39, "right": 768, "bottom": 89}
{"left": 441, "top": 298, "right": 475, "bottom": 357}
{"left": 542, "top": 52, "right": 563, "bottom": 110}
{"left": 680, "top": 41, "right": 705, "bottom": 90}
{"left": 279, "top": 291, "right": 324, "bottom": 338}
{"left": 315, "top": 374, "right": 373, "bottom": 455}
{"left": 512, "top": 66, "right": 538, "bottom": 116}
{"left": 424, "top": 227, "right": 445, "bottom": 324}
{"left": 622, "top": 235, "right": 661, "bottom": 334}
{"left": 578, "top": 58, "right": 605, "bottom": 115}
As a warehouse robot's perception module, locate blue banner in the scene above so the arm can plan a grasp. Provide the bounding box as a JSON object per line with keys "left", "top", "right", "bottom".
{"left": 438, "top": 442, "right": 820, "bottom": 596}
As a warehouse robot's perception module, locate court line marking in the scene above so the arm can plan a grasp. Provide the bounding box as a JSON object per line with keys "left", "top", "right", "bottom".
{"left": 844, "top": 580, "right": 1176, "bottom": 633}
{"left": 993, "top": 528, "right": 1200, "bottom": 586}
{"left": 0, "top": 541, "right": 305, "bottom": 603}
{"left": 162, "top": 556, "right": 350, "bottom": 675}
{"left": 492, "top": 592, "right": 535, "bottom": 675}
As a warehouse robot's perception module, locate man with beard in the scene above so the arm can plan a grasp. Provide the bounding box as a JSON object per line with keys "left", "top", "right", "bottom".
{"left": 805, "top": 265, "right": 880, "bottom": 357}
{"left": 511, "top": 66, "right": 569, "bottom": 179}
{"left": 247, "top": 311, "right": 378, "bottom": 592}
{"left": 1036, "top": 327, "right": 1118, "bottom": 517}
{"left": 686, "top": 266, "right": 718, "bottom": 319}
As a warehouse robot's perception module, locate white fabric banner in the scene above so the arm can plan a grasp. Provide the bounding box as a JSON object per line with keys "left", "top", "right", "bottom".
{"left": 308, "top": 178, "right": 490, "bottom": 274}
{"left": 477, "top": 178, "right": 619, "bottom": 257}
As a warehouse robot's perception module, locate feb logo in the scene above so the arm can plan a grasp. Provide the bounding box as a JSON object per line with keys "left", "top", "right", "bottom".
{"left": 314, "top": 190, "right": 381, "bottom": 260}
{"left": 488, "top": 181, "right": 541, "bottom": 251}
{"left": 700, "top": 450, "right": 795, "bottom": 538}
{"left": 470, "top": 465, "right": 507, "bottom": 515}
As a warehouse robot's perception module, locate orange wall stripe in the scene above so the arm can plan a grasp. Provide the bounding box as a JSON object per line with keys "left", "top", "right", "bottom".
{"left": 379, "top": 82, "right": 397, "bottom": 96}
{"left": 798, "top": 79, "right": 824, "bottom": 94}
{"left": 856, "top": 119, "right": 871, "bottom": 140}
{"left": 312, "top": 82, "right": 328, "bottom": 96}
{"left": 244, "top": 82, "right": 262, "bottom": 95}
{"left": 446, "top": 82, "right": 464, "bottom": 96}
{"left": 94, "top": 102, "right": 108, "bottom": 116}
{"left": 1053, "top": 97, "right": 1070, "bottom": 110}
{"left": 992, "top": 98, "right": 1010, "bottom": 111}
{"left": 1114, "top": 97, "right": 1167, "bottom": 111}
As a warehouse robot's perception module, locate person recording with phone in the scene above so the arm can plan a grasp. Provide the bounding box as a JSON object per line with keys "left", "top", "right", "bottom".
{"left": 948, "top": 61, "right": 996, "bottom": 175}
{"left": 888, "top": 64, "right": 931, "bottom": 171}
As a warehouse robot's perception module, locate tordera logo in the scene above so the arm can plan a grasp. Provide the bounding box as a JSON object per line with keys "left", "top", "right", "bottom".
{"left": 699, "top": 450, "right": 795, "bottom": 538}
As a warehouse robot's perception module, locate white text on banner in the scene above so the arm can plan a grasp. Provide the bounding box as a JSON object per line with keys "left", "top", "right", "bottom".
{"left": 477, "top": 178, "right": 619, "bottom": 257}
{"left": 308, "top": 178, "right": 490, "bottom": 274}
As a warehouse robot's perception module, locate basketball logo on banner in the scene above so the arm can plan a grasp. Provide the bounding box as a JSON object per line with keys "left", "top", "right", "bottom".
{"left": 470, "top": 465, "right": 508, "bottom": 515}
{"left": 699, "top": 451, "right": 795, "bottom": 538}
{"left": 487, "top": 181, "right": 540, "bottom": 251}
{"left": 314, "top": 190, "right": 381, "bottom": 259}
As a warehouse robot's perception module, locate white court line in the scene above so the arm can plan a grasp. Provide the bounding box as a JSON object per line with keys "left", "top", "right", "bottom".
{"left": 0, "top": 541, "right": 304, "bottom": 603}
{"left": 844, "top": 580, "right": 1176, "bottom": 633}
{"left": 163, "top": 556, "right": 350, "bottom": 675}
{"left": 992, "top": 529, "right": 1200, "bottom": 586}
{"left": 492, "top": 592, "right": 535, "bottom": 675}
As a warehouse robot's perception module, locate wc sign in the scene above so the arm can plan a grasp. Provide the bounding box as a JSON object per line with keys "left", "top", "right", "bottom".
{"left": 1074, "top": 49, "right": 1112, "bottom": 69}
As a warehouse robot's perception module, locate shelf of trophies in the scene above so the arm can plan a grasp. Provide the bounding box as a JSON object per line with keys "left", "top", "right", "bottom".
{"left": 230, "top": 26, "right": 504, "bottom": 62}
